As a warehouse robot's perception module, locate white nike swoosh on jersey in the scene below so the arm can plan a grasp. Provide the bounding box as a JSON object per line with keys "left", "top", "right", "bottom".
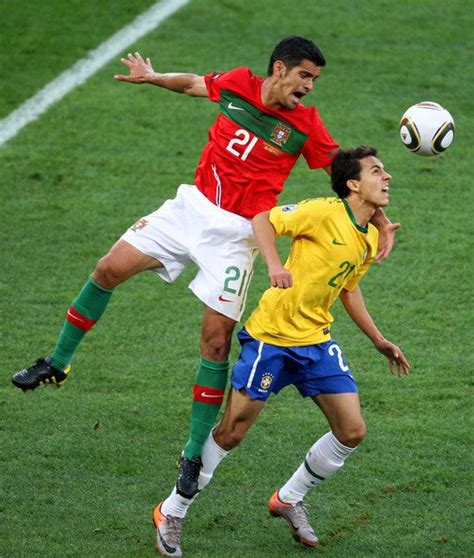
{"left": 227, "top": 102, "right": 245, "bottom": 111}
{"left": 201, "top": 392, "right": 222, "bottom": 398}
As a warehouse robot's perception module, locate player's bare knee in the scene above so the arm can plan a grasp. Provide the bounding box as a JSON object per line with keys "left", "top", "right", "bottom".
{"left": 220, "top": 429, "right": 245, "bottom": 450}
{"left": 336, "top": 422, "right": 366, "bottom": 448}
{"left": 92, "top": 256, "right": 126, "bottom": 288}
{"left": 214, "top": 423, "right": 246, "bottom": 451}
{"left": 201, "top": 332, "right": 232, "bottom": 361}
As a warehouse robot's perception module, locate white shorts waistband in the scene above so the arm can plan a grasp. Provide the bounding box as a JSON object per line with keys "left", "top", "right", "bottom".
{"left": 180, "top": 184, "right": 251, "bottom": 226}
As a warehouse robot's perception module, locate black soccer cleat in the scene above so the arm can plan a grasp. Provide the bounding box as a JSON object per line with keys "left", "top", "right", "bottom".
{"left": 176, "top": 455, "right": 202, "bottom": 499}
{"left": 11, "top": 357, "right": 71, "bottom": 392}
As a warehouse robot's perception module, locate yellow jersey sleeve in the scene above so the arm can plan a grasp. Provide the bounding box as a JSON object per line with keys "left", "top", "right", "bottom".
{"left": 269, "top": 198, "right": 339, "bottom": 239}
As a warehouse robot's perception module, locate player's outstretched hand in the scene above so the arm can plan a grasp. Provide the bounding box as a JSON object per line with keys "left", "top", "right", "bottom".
{"left": 375, "top": 222, "right": 401, "bottom": 263}
{"left": 115, "top": 52, "right": 156, "bottom": 84}
{"left": 374, "top": 339, "right": 410, "bottom": 377}
{"left": 268, "top": 264, "right": 293, "bottom": 288}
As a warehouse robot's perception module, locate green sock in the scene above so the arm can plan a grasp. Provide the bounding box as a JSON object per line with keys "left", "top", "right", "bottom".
{"left": 183, "top": 358, "right": 229, "bottom": 458}
{"left": 50, "top": 277, "right": 113, "bottom": 370}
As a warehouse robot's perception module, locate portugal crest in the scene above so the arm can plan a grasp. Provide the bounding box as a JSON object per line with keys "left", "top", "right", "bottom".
{"left": 271, "top": 123, "right": 292, "bottom": 146}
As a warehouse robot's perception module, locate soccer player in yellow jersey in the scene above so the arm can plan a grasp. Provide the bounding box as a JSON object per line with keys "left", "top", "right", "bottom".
{"left": 153, "top": 146, "right": 410, "bottom": 556}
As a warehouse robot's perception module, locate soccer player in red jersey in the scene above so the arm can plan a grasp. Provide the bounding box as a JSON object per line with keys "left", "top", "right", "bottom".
{"left": 12, "top": 37, "right": 399, "bottom": 503}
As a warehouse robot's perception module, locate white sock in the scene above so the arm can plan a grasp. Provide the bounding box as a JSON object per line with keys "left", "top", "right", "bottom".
{"left": 198, "top": 430, "right": 229, "bottom": 490}
{"left": 161, "top": 486, "right": 193, "bottom": 519}
{"left": 278, "top": 431, "right": 356, "bottom": 504}
{"left": 161, "top": 432, "right": 229, "bottom": 518}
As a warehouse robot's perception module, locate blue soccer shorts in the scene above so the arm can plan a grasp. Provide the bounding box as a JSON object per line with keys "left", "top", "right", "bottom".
{"left": 231, "top": 328, "right": 358, "bottom": 401}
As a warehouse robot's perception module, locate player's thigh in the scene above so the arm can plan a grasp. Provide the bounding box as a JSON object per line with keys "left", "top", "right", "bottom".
{"left": 93, "top": 239, "right": 163, "bottom": 286}
{"left": 312, "top": 392, "right": 365, "bottom": 442}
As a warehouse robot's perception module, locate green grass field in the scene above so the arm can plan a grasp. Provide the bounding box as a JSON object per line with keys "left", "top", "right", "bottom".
{"left": 1, "top": 1, "right": 473, "bottom": 556}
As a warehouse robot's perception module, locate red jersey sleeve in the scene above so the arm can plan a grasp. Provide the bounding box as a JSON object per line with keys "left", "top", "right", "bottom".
{"left": 301, "top": 110, "right": 340, "bottom": 169}
{"left": 204, "top": 67, "right": 253, "bottom": 103}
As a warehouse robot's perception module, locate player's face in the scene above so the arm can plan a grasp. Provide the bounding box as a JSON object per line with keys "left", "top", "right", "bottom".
{"left": 356, "top": 156, "right": 392, "bottom": 207}
{"left": 274, "top": 59, "right": 321, "bottom": 109}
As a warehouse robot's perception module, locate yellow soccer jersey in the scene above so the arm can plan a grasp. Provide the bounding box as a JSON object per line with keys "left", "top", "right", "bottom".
{"left": 245, "top": 197, "right": 379, "bottom": 346}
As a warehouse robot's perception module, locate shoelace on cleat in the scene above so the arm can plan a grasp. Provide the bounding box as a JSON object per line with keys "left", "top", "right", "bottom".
{"left": 161, "top": 515, "right": 183, "bottom": 548}
{"left": 181, "top": 458, "right": 201, "bottom": 481}
{"left": 291, "top": 502, "right": 313, "bottom": 531}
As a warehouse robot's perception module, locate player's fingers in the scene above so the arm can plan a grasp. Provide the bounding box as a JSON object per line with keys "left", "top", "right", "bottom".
{"left": 135, "top": 52, "right": 145, "bottom": 63}
{"left": 389, "top": 358, "right": 394, "bottom": 375}
{"left": 394, "top": 347, "right": 410, "bottom": 373}
{"left": 273, "top": 272, "right": 290, "bottom": 288}
{"left": 120, "top": 57, "right": 133, "bottom": 68}
{"left": 397, "top": 359, "right": 403, "bottom": 378}
{"left": 114, "top": 74, "right": 136, "bottom": 82}
{"left": 271, "top": 275, "right": 282, "bottom": 288}
{"left": 399, "top": 352, "right": 410, "bottom": 369}
{"left": 375, "top": 247, "right": 388, "bottom": 264}
{"left": 391, "top": 348, "right": 403, "bottom": 377}
{"left": 400, "top": 356, "right": 410, "bottom": 376}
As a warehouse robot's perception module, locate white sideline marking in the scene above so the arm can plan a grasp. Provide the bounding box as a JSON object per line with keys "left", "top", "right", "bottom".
{"left": 0, "top": 0, "right": 190, "bottom": 146}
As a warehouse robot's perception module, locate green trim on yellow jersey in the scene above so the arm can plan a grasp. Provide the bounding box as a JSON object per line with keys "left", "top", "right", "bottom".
{"left": 245, "top": 197, "right": 378, "bottom": 347}
{"left": 342, "top": 198, "right": 368, "bottom": 233}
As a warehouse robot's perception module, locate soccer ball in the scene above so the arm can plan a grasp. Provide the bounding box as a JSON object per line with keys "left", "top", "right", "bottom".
{"left": 399, "top": 101, "right": 455, "bottom": 156}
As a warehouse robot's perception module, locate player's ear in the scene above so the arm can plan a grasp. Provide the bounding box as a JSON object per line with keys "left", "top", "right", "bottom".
{"left": 347, "top": 179, "right": 360, "bottom": 193}
{"left": 273, "top": 60, "right": 286, "bottom": 77}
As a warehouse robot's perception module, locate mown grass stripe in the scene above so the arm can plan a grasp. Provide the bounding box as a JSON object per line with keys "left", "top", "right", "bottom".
{"left": 0, "top": 0, "right": 190, "bottom": 147}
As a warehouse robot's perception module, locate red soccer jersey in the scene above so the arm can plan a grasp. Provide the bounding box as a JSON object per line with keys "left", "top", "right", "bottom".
{"left": 194, "top": 66, "right": 339, "bottom": 219}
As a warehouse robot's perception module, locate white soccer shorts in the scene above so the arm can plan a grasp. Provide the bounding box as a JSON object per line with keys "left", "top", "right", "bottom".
{"left": 121, "top": 184, "right": 258, "bottom": 321}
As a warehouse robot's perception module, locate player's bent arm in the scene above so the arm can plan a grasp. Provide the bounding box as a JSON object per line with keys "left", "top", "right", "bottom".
{"left": 251, "top": 211, "right": 292, "bottom": 288}
{"left": 339, "top": 287, "right": 384, "bottom": 344}
{"left": 340, "top": 287, "right": 410, "bottom": 376}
